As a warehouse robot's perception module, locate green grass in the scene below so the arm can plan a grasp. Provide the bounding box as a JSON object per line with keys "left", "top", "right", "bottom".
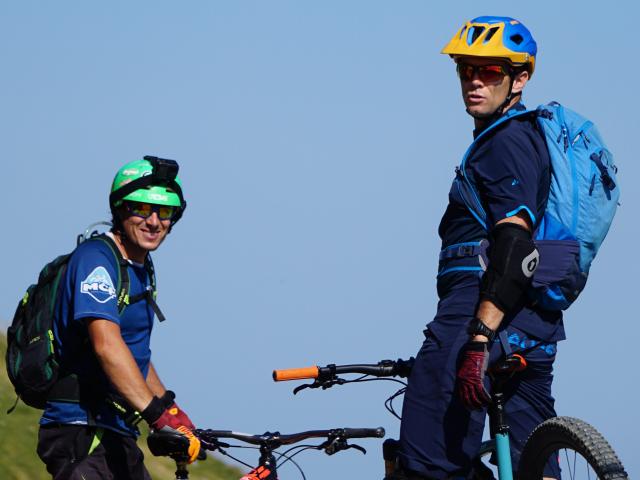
{"left": 0, "top": 333, "right": 242, "bottom": 480}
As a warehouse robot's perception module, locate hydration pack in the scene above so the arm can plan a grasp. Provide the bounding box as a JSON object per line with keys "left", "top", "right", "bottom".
{"left": 456, "top": 102, "right": 620, "bottom": 310}
{"left": 5, "top": 232, "right": 161, "bottom": 411}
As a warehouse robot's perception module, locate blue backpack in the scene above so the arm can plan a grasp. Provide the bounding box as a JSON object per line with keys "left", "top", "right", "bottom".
{"left": 456, "top": 102, "right": 620, "bottom": 310}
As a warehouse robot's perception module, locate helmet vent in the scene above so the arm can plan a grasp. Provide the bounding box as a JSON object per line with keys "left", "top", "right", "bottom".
{"left": 510, "top": 34, "right": 524, "bottom": 45}
{"left": 484, "top": 27, "right": 499, "bottom": 43}
{"left": 467, "top": 26, "right": 485, "bottom": 45}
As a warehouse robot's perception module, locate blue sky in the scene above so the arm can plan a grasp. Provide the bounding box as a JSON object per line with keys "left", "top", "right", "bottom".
{"left": 2, "top": 1, "right": 638, "bottom": 478}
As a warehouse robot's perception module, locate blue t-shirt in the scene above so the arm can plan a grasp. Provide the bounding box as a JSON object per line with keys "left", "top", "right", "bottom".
{"left": 435, "top": 104, "right": 565, "bottom": 342}
{"left": 40, "top": 236, "right": 155, "bottom": 436}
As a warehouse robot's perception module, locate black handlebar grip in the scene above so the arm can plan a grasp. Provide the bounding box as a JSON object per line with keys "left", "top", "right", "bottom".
{"left": 342, "top": 427, "right": 385, "bottom": 439}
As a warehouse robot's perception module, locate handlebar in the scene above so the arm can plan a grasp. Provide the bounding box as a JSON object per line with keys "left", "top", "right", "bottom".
{"left": 196, "top": 427, "right": 385, "bottom": 447}
{"left": 148, "top": 426, "right": 385, "bottom": 461}
{"left": 272, "top": 353, "right": 527, "bottom": 419}
{"left": 273, "top": 358, "right": 414, "bottom": 383}
{"left": 273, "top": 353, "right": 527, "bottom": 385}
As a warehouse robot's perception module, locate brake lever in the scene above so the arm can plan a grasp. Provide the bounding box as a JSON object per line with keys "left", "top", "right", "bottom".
{"left": 293, "top": 383, "right": 314, "bottom": 395}
{"left": 322, "top": 437, "right": 367, "bottom": 456}
{"left": 293, "top": 377, "right": 346, "bottom": 395}
{"left": 348, "top": 443, "right": 367, "bottom": 455}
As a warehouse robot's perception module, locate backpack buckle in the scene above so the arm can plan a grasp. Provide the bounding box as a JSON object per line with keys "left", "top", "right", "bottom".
{"left": 457, "top": 245, "right": 476, "bottom": 257}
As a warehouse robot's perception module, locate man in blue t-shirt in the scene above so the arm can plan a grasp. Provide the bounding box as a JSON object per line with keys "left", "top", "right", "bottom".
{"left": 37, "top": 156, "right": 199, "bottom": 480}
{"left": 396, "top": 17, "right": 562, "bottom": 479}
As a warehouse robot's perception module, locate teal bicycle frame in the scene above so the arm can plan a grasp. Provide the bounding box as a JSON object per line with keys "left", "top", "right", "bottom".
{"left": 495, "top": 433, "right": 513, "bottom": 479}
{"left": 475, "top": 434, "right": 513, "bottom": 480}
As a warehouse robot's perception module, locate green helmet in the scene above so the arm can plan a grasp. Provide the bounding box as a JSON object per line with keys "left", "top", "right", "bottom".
{"left": 110, "top": 156, "right": 187, "bottom": 222}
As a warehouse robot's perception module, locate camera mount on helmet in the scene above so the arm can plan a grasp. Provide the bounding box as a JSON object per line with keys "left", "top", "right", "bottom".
{"left": 142, "top": 155, "right": 179, "bottom": 186}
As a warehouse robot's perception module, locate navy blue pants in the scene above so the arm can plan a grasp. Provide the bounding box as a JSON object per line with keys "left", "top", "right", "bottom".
{"left": 398, "top": 280, "right": 560, "bottom": 479}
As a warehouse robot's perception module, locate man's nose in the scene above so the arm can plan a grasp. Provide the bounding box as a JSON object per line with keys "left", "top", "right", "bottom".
{"left": 146, "top": 211, "right": 161, "bottom": 227}
{"left": 469, "top": 72, "right": 484, "bottom": 84}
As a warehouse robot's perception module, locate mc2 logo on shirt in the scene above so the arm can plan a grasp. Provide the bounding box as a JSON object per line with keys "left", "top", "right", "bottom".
{"left": 80, "top": 266, "right": 117, "bottom": 303}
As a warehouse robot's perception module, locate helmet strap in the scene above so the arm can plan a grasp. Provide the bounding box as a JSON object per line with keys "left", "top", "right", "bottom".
{"left": 497, "top": 74, "right": 521, "bottom": 115}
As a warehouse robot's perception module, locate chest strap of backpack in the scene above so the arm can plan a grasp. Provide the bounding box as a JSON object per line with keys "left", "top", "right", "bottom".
{"left": 437, "top": 239, "right": 489, "bottom": 277}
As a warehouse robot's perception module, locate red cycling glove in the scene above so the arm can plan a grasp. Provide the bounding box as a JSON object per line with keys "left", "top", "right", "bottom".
{"left": 142, "top": 391, "right": 201, "bottom": 463}
{"left": 166, "top": 402, "right": 196, "bottom": 430}
{"left": 457, "top": 341, "right": 491, "bottom": 410}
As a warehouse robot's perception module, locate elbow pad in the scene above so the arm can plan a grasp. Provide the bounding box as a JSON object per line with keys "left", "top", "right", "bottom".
{"left": 480, "top": 223, "right": 539, "bottom": 313}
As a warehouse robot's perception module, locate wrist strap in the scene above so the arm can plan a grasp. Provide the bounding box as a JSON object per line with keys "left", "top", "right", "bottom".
{"left": 141, "top": 390, "right": 177, "bottom": 424}
{"left": 160, "top": 390, "right": 176, "bottom": 406}
{"left": 141, "top": 396, "right": 164, "bottom": 424}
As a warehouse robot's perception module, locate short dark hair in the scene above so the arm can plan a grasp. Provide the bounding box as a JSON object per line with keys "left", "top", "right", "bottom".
{"left": 110, "top": 205, "right": 126, "bottom": 234}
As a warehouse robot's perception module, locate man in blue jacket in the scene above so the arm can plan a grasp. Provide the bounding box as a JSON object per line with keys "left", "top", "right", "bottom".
{"left": 37, "top": 157, "right": 200, "bottom": 479}
{"left": 397, "top": 17, "right": 563, "bottom": 479}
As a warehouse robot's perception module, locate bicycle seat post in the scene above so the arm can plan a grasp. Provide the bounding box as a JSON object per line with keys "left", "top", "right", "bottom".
{"left": 489, "top": 387, "right": 514, "bottom": 478}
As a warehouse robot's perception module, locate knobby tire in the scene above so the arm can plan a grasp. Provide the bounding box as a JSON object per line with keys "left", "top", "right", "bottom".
{"left": 517, "top": 416, "right": 627, "bottom": 480}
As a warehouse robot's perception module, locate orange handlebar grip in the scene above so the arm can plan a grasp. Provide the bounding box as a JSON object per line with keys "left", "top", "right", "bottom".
{"left": 272, "top": 366, "right": 319, "bottom": 382}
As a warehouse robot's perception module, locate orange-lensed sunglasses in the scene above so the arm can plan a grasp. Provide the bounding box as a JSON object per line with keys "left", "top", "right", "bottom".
{"left": 456, "top": 63, "right": 510, "bottom": 83}
{"left": 125, "top": 202, "right": 177, "bottom": 221}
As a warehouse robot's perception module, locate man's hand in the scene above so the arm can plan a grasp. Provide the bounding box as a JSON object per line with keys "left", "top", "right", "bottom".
{"left": 142, "top": 391, "right": 201, "bottom": 463}
{"left": 457, "top": 341, "right": 491, "bottom": 410}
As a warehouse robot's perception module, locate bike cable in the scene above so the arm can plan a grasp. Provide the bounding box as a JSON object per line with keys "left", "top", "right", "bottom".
{"left": 384, "top": 386, "right": 407, "bottom": 420}
{"left": 212, "top": 444, "right": 258, "bottom": 470}
{"left": 273, "top": 447, "right": 310, "bottom": 479}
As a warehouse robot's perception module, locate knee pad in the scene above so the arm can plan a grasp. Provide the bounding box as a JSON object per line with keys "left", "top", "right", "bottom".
{"left": 480, "top": 222, "right": 539, "bottom": 313}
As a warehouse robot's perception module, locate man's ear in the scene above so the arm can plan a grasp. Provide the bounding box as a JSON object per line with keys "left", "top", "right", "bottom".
{"left": 511, "top": 70, "right": 530, "bottom": 95}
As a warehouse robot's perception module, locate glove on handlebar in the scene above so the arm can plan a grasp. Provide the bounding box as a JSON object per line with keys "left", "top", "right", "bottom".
{"left": 456, "top": 341, "right": 491, "bottom": 410}
{"left": 142, "top": 391, "right": 201, "bottom": 463}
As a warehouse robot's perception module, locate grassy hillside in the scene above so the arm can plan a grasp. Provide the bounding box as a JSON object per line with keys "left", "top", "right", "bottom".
{"left": 0, "top": 333, "right": 242, "bottom": 480}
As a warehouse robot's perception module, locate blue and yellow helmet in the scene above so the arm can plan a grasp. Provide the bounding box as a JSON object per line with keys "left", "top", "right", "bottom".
{"left": 441, "top": 16, "right": 537, "bottom": 75}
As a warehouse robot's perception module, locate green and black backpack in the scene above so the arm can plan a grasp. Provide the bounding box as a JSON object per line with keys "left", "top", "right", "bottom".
{"left": 5, "top": 231, "right": 162, "bottom": 411}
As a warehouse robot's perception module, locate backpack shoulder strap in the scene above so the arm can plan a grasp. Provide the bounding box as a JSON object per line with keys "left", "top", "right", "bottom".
{"left": 457, "top": 108, "right": 537, "bottom": 229}
{"left": 119, "top": 251, "right": 167, "bottom": 322}
{"left": 87, "top": 234, "right": 130, "bottom": 314}
{"left": 461, "top": 108, "right": 535, "bottom": 171}
{"left": 144, "top": 254, "right": 157, "bottom": 293}
{"left": 87, "top": 234, "right": 166, "bottom": 322}
{"left": 142, "top": 254, "right": 166, "bottom": 322}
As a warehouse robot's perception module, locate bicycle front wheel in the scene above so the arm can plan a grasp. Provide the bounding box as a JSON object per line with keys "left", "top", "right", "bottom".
{"left": 518, "top": 416, "right": 627, "bottom": 480}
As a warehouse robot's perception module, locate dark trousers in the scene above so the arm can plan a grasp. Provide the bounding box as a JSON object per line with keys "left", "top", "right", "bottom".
{"left": 37, "top": 424, "right": 152, "bottom": 480}
{"left": 398, "top": 283, "right": 560, "bottom": 479}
